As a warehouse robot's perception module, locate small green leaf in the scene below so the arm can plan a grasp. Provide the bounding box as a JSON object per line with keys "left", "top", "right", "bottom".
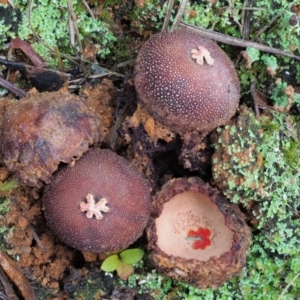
{"left": 0, "top": 179, "right": 19, "bottom": 192}
{"left": 116, "top": 262, "right": 134, "bottom": 280}
{"left": 101, "top": 254, "right": 121, "bottom": 272}
{"left": 119, "top": 248, "right": 144, "bottom": 265}
{"left": 261, "top": 54, "right": 277, "bottom": 71}
{"left": 246, "top": 47, "right": 260, "bottom": 63}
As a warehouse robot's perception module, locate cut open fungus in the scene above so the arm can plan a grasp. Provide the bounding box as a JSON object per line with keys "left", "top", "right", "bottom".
{"left": 147, "top": 177, "right": 251, "bottom": 289}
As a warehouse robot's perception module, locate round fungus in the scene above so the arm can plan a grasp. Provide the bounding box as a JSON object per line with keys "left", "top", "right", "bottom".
{"left": 0, "top": 91, "right": 101, "bottom": 186}
{"left": 43, "top": 148, "right": 151, "bottom": 253}
{"left": 147, "top": 177, "right": 251, "bottom": 289}
{"left": 134, "top": 30, "right": 240, "bottom": 134}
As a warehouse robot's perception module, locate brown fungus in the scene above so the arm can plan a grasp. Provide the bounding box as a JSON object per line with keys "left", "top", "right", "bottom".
{"left": 147, "top": 177, "right": 251, "bottom": 289}
{"left": 43, "top": 148, "right": 151, "bottom": 253}
{"left": 0, "top": 91, "right": 101, "bottom": 186}
{"left": 134, "top": 30, "right": 240, "bottom": 134}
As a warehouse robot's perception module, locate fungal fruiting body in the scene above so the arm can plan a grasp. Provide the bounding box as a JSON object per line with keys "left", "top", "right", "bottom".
{"left": 147, "top": 177, "right": 251, "bottom": 289}
{"left": 43, "top": 149, "right": 151, "bottom": 253}
{"left": 134, "top": 30, "right": 240, "bottom": 134}
{"left": 0, "top": 91, "right": 101, "bottom": 186}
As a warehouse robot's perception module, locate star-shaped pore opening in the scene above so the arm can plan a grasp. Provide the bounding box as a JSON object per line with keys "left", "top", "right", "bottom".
{"left": 80, "top": 193, "right": 110, "bottom": 220}
{"left": 186, "top": 227, "right": 211, "bottom": 250}
{"left": 191, "top": 46, "right": 214, "bottom": 66}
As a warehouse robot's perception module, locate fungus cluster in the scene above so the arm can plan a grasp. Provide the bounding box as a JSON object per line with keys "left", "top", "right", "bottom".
{"left": 134, "top": 30, "right": 240, "bottom": 134}
{"left": 147, "top": 177, "right": 251, "bottom": 289}
{"left": 43, "top": 148, "right": 151, "bottom": 253}
{"left": 0, "top": 91, "right": 101, "bottom": 186}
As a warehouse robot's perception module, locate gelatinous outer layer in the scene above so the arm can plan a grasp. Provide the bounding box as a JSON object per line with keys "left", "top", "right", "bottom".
{"left": 0, "top": 92, "right": 100, "bottom": 186}
{"left": 43, "top": 149, "right": 151, "bottom": 253}
{"left": 134, "top": 30, "right": 240, "bottom": 134}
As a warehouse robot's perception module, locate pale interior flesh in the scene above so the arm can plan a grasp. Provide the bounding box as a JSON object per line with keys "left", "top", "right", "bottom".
{"left": 155, "top": 191, "right": 234, "bottom": 261}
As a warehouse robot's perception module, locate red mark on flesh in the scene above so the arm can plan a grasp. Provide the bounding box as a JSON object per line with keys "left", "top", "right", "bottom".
{"left": 187, "top": 227, "right": 211, "bottom": 250}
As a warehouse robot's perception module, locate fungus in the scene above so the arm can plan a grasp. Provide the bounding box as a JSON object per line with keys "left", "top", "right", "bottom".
{"left": 134, "top": 30, "right": 240, "bottom": 134}
{"left": 43, "top": 148, "right": 151, "bottom": 253}
{"left": 147, "top": 177, "right": 251, "bottom": 289}
{"left": 0, "top": 91, "right": 101, "bottom": 186}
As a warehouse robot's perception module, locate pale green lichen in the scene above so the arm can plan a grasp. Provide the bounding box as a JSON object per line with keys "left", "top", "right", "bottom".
{"left": 212, "top": 106, "right": 300, "bottom": 227}
{"left": 2, "top": 0, "right": 116, "bottom": 67}
{"left": 211, "top": 105, "right": 300, "bottom": 297}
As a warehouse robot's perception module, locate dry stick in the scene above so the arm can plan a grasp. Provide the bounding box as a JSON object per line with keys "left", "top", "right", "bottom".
{"left": 0, "top": 292, "right": 13, "bottom": 300}
{"left": 28, "top": 225, "right": 47, "bottom": 253}
{"left": 7, "top": 0, "right": 15, "bottom": 8}
{"left": 250, "top": 83, "right": 260, "bottom": 118}
{"left": 170, "top": 0, "right": 189, "bottom": 31}
{"left": 228, "top": 0, "right": 243, "bottom": 36}
{"left": 67, "top": 0, "right": 83, "bottom": 56}
{"left": 0, "top": 251, "right": 36, "bottom": 300}
{"left": 241, "top": 0, "right": 250, "bottom": 40}
{"left": 0, "top": 77, "right": 26, "bottom": 98}
{"left": 179, "top": 22, "right": 300, "bottom": 61}
{"left": 81, "top": 0, "right": 95, "bottom": 20}
{"left": 278, "top": 271, "right": 300, "bottom": 300}
{"left": 252, "top": 12, "right": 283, "bottom": 41}
{"left": 0, "top": 268, "right": 19, "bottom": 300}
{"left": 162, "top": 0, "right": 174, "bottom": 32}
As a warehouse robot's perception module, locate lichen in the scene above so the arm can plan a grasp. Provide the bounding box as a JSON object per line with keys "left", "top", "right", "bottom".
{"left": 212, "top": 105, "right": 300, "bottom": 254}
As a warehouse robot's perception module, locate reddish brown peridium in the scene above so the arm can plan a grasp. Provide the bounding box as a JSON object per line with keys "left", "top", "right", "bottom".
{"left": 134, "top": 30, "right": 240, "bottom": 134}
{"left": 43, "top": 148, "right": 152, "bottom": 253}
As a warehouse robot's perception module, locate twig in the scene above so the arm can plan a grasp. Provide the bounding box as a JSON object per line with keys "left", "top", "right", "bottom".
{"left": 0, "top": 292, "right": 14, "bottom": 300}
{"left": 250, "top": 83, "right": 260, "bottom": 118}
{"left": 252, "top": 12, "right": 283, "bottom": 41}
{"left": 241, "top": 0, "right": 250, "bottom": 40}
{"left": 115, "top": 59, "right": 135, "bottom": 69}
{"left": 0, "top": 251, "right": 36, "bottom": 300}
{"left": 170, "top": 0, "right": 189, "bottom": 31}
{"left": 7, "top": 1, "right": 15, "bottom": 8}
{"left": 0, "top": 77, "right": 26, "bottom": 98}
{"left": 278, "top": 271, "right": 300, "bottom": 300}
{"left": 250, "top": 84, "right": 276, "bottom": 113}
{"left": 179, "top": 22, "right": 300, "bottom": 61}
{"left": 228, "top": 0, "right": 243, "bottom": 36}
{"left": 67, "top": 0, "right": 83, "bottom": 56}
{"left": 0, "top": 268, "right": 18, "bottom": 300}
{"left": 28, "top": 225, "right": 46, "bottom": 253}
{"left": 81, "top": 0, "right": 95, "bottom": 20}
{"left": 162, "top": 0, "right": 174, "bottom": 31}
